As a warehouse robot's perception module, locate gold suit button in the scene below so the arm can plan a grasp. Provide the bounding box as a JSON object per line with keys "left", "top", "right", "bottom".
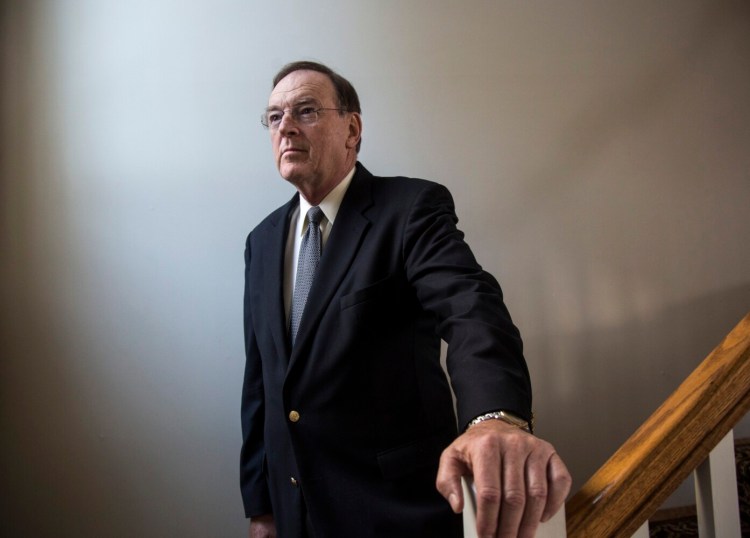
{"left": 288, "top": 410, "right": 300, "bottom": 422}
{"left": 290, "top": 476, "right": 298, "bottom": 487}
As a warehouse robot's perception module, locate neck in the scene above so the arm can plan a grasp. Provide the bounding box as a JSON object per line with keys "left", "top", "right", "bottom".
{"left": 299, "top": 184, "right": 336, "bottom": 206}
{"left": 298, "top": 161, "right": 356, "bottom": 205}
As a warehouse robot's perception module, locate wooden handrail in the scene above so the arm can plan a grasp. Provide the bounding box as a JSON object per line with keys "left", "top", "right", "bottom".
{"left": 566, "top": 312, "right": 750, "bottom": 537}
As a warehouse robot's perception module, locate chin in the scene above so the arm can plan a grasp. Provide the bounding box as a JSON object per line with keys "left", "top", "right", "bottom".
{"left": 279, "top": 168, "right": 306, "bottom": 189}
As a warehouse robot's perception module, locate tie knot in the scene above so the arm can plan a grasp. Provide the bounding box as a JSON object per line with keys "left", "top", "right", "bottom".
{"left": 307, "top": 206, "right": 323, "bottom": 227}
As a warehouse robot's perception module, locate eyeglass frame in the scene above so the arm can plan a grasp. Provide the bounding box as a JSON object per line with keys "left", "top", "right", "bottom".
{"left": 260, "top": 105, "right": 347, "bottom": 130}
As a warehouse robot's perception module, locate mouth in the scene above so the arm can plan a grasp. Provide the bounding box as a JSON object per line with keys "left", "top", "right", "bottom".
{"left": 282, "top": 147, "right": 306, "bottom": 156}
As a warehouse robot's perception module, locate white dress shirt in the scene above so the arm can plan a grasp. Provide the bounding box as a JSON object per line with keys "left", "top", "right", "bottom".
{"left": 283, "top": 167, "right": 356, "bottom": 323}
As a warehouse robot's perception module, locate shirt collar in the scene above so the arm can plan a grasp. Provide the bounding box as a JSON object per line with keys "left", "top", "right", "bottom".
{"left": 298, "top": 166, "right": 356, "bottom": 234}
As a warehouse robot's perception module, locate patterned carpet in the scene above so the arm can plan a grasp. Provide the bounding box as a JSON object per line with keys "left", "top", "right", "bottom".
{"left": 648, "top": 438, "right": 750, "bottom": 537}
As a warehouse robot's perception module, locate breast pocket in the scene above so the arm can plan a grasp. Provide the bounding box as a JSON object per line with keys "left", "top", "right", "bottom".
{"left": 339, "top": 274, "right": 399, "bottom": 327}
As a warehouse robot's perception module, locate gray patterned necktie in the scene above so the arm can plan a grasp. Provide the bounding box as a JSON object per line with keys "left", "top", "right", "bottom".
{"left": 290, "top": 206, "right": 324, "bottom": 345}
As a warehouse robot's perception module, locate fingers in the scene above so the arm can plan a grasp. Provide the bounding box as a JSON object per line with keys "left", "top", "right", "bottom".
{"left": 470, "top": 438, "right": 503, "bottom": 537}
{"left": 513, "top": 444, "right": 550, "bottom": 538}
{"left": 541, "top": 453, "right": 572, "bottom": 522}
{"left": 484, "top": 428, "right": 531, "bottom": 538}
{"left": 249, "top": 514, "right": 277, "bottom": 538}
{"left": 436, "top": 421, "right": 572, "bottom": 538}
{"left": 435, "top": 449, "right": 467, "bottom": 513}
{"left": 495, "top": 437, "right": 569, "bottom": 538}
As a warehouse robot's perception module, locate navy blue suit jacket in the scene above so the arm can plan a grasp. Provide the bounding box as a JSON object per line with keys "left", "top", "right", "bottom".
{"left": 240, "top": 163, "right": 531, "bottom": 537}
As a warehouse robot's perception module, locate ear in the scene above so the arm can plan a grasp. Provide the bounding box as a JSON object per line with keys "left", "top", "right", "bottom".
{"left": 345, "top": 112, "right": 363, "bottom": 150}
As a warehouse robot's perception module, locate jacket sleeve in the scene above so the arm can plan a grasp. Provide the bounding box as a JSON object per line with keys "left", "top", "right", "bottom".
{"left": 239, "top": 236, "right": 273, "bottom": 517}
{"left": 402, "top": 182, "right": 532, "bottom": 430}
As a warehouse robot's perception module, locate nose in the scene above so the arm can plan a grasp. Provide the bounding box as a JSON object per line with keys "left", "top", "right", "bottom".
{"left": 277, "top": 111, "right": 300, "bottom": 136}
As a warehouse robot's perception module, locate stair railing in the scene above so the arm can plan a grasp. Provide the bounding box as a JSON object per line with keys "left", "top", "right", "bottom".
{"left": 566, "top": 312, "right": 750, "bottom": 537}
{"left": 460, "top": 312, "right": 750, "bottom": 537}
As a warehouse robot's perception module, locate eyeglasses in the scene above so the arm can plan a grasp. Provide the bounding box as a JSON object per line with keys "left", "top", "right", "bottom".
{"left": 261, "top": 105, "right": 345, "bottom": 130}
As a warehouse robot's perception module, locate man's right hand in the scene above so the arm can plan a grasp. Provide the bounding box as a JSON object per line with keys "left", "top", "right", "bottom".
{"left": 249, "top": 514, "right": 276, "bottom": 538}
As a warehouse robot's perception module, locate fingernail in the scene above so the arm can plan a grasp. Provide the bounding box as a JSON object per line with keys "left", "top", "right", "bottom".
{"left": 448, "top": 493, "right": 459, "bottom": 512}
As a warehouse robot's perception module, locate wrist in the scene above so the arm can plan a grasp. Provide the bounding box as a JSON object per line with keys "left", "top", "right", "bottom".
{"left": 467, "top": 410, "right": 533, "bottom": 434}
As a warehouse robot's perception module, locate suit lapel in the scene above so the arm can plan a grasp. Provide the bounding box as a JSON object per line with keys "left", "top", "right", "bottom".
{"left": 264, "top": 194, "right": 297, "bottom": 364}
{"left": 288, "top": 165, "right": 374, "bottom": 369}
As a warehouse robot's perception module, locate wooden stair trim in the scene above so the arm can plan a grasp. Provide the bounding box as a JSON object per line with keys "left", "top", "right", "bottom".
{"left": 566, "top": 313, "right": 750, "bottom": 537}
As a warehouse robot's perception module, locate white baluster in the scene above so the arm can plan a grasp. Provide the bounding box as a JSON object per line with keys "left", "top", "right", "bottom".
{"left": 461, "top": 477, "right": 479, "bottom": 538}
{"left": 630, "top": 521, "right": 650, "bottom": 538}
{"left": 536, "top": 506, "right": 567, "bottom": 538}
{"left": 694, "top": 429, "right": 741, "bottom": 538}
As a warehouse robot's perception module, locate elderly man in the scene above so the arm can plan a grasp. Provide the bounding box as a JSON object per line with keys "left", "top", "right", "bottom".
{"left": 240, "top": 60, "right": 571, "bottom": 538}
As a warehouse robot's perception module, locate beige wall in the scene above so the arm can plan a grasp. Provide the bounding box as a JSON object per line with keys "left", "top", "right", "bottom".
{"left": 2, "top": 1, "right": 749, "bottom": 535}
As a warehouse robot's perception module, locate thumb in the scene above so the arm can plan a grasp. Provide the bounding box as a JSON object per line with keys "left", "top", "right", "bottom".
{"left": 436, "top": 450, "right": 467, "bottom": 513}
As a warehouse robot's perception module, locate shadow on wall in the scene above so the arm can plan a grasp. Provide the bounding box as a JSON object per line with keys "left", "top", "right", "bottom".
{"left": 1, "top": 303, "right": 151, "bottom": 537}
{"left": 531, "top": 281, "right": 750, "bottom": 492}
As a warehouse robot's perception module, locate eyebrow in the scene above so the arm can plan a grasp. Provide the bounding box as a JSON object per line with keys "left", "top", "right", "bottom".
{"left": 266, "top": 97, "right": 320, "bottom": 112}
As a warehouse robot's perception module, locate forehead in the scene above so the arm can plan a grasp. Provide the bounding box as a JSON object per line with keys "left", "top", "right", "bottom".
{"left": 268, "top": 70, "right": 337, "bottom": 108}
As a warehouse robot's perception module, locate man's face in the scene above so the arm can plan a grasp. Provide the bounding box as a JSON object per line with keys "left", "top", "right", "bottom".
{"left": 267, "top": 70, "right": 360, "bottom": 202}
